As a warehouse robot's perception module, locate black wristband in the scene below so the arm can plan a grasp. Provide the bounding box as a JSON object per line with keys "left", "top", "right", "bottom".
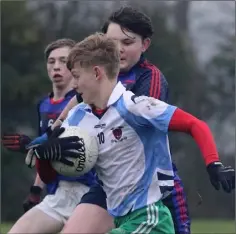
{"left": 30, "top": 185, "right": 42, "bottom": 195}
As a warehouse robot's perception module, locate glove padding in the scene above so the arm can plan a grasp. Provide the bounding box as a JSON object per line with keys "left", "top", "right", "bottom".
{"left": 207, "top": 161, "right": 235, "bottom": 193}
{"left": 25, "top": 149, "right": 36, "bottom": 168}
{"left": 23, "top": 186, "right": 42, "bottom": 212}
{"left": 1, "top": 134, "right": 32, "bottom": 153}
{"left": 33, "top": 127, "right": 84, "bottom": 167}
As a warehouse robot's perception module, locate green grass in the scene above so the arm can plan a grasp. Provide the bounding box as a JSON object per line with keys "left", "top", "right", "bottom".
{"left": 191, "top": 220, "right": 235, "bottom": 233}
{"left": 0, "top": 223, "right": 12, "bottom": 234}
{"left": 1, "top": 220, "right": 235, "bottom": 233}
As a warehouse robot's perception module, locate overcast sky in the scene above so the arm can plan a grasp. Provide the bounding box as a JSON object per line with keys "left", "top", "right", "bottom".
{"left": 189, "top": 1, "right": 235, "bottom": 65}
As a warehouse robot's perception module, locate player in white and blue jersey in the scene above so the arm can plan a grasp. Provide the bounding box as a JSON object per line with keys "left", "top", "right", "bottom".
{"left": 31, "top": 33, "right": 234, "bottom": 233}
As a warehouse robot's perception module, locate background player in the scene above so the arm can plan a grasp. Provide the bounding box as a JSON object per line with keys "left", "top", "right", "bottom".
{"left": 7, "top": 39, "right": 81, "bottom": 233}
{"left": 3, "top": 38, "right": 78, "bottom": 212}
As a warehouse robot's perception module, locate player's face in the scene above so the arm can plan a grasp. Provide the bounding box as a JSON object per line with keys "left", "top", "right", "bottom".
{"left": 106, "top": 23, "right": 150, "bottom": 72}
{"left": 47, "top": 47, "right": 73, "bottom": 89}
{"left": 71, "top": 64, "right": 99, "bottom": 105}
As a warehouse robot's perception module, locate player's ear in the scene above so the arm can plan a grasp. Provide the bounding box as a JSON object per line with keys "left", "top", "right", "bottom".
{"left": 93, "top": 66, "right": 102, "bottom": 80}
{"left": 142, "top": 38, "right": 151, "bottom": 53}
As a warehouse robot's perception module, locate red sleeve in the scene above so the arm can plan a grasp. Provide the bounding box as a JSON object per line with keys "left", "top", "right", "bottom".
{"left": 169, "top": 108, "right": 219, "bottom": 165}
{"left": 36, "top": 159, "right": 57, "bottom": 184}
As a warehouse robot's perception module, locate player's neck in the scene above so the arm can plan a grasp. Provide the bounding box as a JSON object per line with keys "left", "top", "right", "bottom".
{"left": 52, "top": 85, "right": 73, "bottom": 101}
{"left": 93, "top": 80, "right": 117, "bottom": 110}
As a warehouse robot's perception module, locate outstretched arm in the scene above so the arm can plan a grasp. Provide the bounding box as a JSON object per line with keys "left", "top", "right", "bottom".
{"left": 168, "top": 108, "right": 219, "bottom": 165}
{"left": 168, "top": 108, "right": 235, "bottom": 193}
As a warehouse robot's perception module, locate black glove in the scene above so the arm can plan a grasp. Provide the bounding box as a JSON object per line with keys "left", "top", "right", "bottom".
{"left": 207, "top": 161, "right": 235, "bottom": 193}
{"left": 47, "top": 125, "right": 65, "bottom": 138}
{"left": 33, "top": 128, "right": 84, "bottom": 166}
{"left": 23, "top": 186, "right": 42, "bottom": 212}
{"left": 1, "top": 133, "right": 32, "bottom": 153}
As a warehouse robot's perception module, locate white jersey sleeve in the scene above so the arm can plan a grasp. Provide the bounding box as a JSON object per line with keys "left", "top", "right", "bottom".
{"left": 61, "top": 103, "right": 87, "bottom": 128}
{"left": 123, "top": 93, "right": 177, "bottom": 132}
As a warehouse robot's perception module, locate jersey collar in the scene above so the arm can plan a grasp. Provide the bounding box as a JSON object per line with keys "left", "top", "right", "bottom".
{"left": 107, "top": 82, "right": 126, "bottom": 107}
{"left": 49, "top": 89, "right": 77, "bottom": 99}
{"left": 84, "top": 82, "right": 126, "bottom": 111}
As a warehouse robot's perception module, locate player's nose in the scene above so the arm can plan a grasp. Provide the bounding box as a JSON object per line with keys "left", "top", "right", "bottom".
{"left": 53, "top": 61, "right": 61, "bottom": 70}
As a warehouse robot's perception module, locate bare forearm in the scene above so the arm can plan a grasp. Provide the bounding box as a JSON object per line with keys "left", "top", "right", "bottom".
{"left": 33, "top": 173, "right": 45, "bottom": 189}
{"left": 51, "top": 96, "right": 78, "bottom": 130}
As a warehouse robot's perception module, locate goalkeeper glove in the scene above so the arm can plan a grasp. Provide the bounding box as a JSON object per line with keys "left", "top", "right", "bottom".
{"left": 25, "top": 127, "right": 65, "bottom": 168}
{"left": 207, "top": 161, "right": 235, "bottom": 193}
{"left": 26, "top": 125, "right": 63, "bottom": 149}
{"left": 33, "top": 127, "right": 84, "bottom": 167}
{"left": 1, "top": 133, "right": 32, "bottom": 153}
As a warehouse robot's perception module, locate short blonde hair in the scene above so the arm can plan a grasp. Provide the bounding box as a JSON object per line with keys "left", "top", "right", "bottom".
{"left": 67, "top": 33, "right": 120, "bottom": 79}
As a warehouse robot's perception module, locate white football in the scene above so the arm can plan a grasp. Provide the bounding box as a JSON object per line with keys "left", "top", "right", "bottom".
{"left": 51, "top": 126, "right": 98, "bottom": 177}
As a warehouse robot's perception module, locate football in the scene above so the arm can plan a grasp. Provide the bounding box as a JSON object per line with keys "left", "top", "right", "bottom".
{"left": 51, "top": 126, "right": 98, "bottom": 177}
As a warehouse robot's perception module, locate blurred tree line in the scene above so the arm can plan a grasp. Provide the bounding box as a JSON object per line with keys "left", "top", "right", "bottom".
{"left": 1, "top": 1, "right": 234, "bottom": 221}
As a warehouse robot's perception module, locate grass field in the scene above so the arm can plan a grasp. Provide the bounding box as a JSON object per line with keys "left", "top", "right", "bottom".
{"left": 1, "top": 220, "right": 235, "bottom": 233}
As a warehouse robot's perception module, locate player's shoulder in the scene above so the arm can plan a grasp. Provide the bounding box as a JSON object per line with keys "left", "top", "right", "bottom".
{"left": 122, "top": 90, "right": 155, "bottom": 108}
{"left": 36, "top": 93, "right": 50, "bottom": 108}
{"left": 138, "top": 58, "right": 161, "bottom": 74}
{"left": 64, "top": 89, "right": 78, "bottom": 99}
{"left": 138, "top": 58, "right": 167, "bottom": 81}
{"left": 122, "top": 91, "right": 169, "bottom": 115}
{"left": 68, "top": 102, "right": 87, "bottom": 115}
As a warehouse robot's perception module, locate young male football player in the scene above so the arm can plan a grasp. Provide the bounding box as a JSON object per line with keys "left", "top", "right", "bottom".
{"left": 3, "top": 38, "right": 78, "bottom": 213}
{"left": 32, "top": 32, "right": 234, "bottom": 234}
{"left": 7, "top": 39, "right": 112, "bottom": 234}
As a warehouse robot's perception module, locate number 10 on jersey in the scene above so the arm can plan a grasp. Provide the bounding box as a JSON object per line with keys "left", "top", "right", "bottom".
{"left": 97, "top": 132, "right": 105, "bottom": 144}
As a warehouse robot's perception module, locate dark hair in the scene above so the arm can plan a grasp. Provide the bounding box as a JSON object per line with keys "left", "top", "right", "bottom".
{"left": 44, "top": 38, "right": 76, "bottom": 60}
{"left": 102, "top": 6, "right": 154, "bottom": 39}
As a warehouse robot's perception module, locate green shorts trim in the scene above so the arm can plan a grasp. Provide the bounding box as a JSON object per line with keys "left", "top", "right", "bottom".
{"left": 108, "top": 200, "right": 174, "bottom": 234}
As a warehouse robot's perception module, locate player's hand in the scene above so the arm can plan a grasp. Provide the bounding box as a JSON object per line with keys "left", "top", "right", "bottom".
{"left": 26, "top": 134, "right": 48, "bottom": 149}
{"left": 33, "top": 134, "right": 84, "bottom": 166}
{"left": 23, "top": 186, "right": 42, "bottom": 212}
{"left": 1, "top": 133, "right": 32, "bottom": 153}
{"left": 207, "top": 162, "right": 235, "bottom": 193}
{"left": 25, "top": 127, "right": 66, "bottom": 167}
{"left": 26, "top": 126, "right": 63, "bottom": 149}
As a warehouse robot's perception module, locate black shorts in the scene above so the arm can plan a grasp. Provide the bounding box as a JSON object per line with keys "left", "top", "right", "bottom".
{"left": 79, "top": 184, "right": 107, "bottom": 210}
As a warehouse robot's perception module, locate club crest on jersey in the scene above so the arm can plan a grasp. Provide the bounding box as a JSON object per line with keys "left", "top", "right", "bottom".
{"left": 111, "top": 126, "right": 127, "bottom": 143}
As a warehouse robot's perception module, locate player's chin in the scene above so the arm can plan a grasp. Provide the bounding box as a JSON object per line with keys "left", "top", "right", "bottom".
{"left": 53, "top": 81, "right": 66, "bottom": 88}
{"left": 119, "top": 63, "right": 130, "bottom": 73}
